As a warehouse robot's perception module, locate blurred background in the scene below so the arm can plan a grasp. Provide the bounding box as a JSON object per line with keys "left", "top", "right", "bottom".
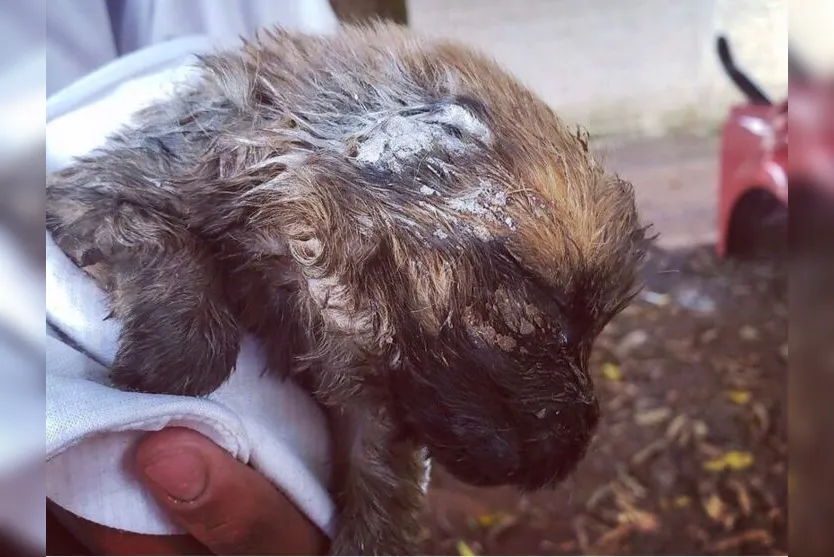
{"left": 0, "top": 0, "right": 825, "bottom": 555}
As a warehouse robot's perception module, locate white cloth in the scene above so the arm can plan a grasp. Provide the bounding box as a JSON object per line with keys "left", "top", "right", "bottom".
{"left": 45, "top": 20, "right": 342, "bottom": 539}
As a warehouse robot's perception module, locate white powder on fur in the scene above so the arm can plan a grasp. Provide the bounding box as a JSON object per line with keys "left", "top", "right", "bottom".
{"left": 352, "top": 104, "right": 517, "bottom": 241}
{"left": 446, "top": 179, "right": 516, "bottom": 238}
{"left": 355, "top": 103, "right": 492, "bottom": 173}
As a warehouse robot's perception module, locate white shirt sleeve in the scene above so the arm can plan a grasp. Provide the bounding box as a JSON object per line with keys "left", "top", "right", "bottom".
{"left": 45, "top": 0, "right": 339, "bottom": 96}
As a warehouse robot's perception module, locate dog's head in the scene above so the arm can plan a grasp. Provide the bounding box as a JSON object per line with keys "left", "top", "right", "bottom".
{"left": 236, "top": 28, "right": 649, "bottom": 488}
{"left": 277, "top": 100, "right": 646, "bottom": 489}
{"left": 377, "top": 112, "right": 647, "bottom": 488}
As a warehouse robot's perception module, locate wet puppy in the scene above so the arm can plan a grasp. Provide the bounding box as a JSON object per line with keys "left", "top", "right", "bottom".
{"left": 47, "top": 22, "right": 649, "bottom": 555}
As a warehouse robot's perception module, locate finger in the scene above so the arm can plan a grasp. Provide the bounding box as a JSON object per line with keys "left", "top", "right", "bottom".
{"left": 135, "top": 428, "right": 328, "bottom": 556}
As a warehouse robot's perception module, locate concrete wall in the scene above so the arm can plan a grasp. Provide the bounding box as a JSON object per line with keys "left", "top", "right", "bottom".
{"left": 792, "top": 0, "right": 834, "bottom": 75}
{"left": 408, "top": 0, "right": 788, "bottom": 137}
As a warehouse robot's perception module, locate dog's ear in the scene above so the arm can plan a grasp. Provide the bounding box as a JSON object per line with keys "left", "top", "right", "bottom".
{"left": 239, "top": 156, "right": 401, "bottom": 356}
{"left": 230, "top": 94, "right": 497, "bottom": 356}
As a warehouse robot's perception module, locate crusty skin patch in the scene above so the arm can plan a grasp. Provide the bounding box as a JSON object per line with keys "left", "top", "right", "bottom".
{"left": 46, "top": 21, "right": 650, "bottom": 556}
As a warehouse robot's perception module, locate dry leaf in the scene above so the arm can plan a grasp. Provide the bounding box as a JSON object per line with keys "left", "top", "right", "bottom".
{"left": 699, "top": 328, "right": 719, "bottom": 343}
{"left": 752, "top": 402, "right": 770, "bottom": 434}
{"left": 739, "top": 325, "right": 760, "bottom": 341}
{"left": 617, "top": 468, "right": 648, "bottom": 499}
{"left": 726, "top": 390, "right": 752, "bottom": 405}
{"left": 602, "top": 362, "right": 623, "bottom": 381}
{"left": 704, "top": 494, "right": 724, "bottom": 521}
{"left": 474, "top": 512, "right": 506, "bottom": 528}
{"left": 703, "top": 493, "right": 736, "bottom": 529}
{"left": 635, "top": 407, "right": 672, "bottom": 426}
{"left": 592, "top": 523, "right": 636, "bottom": 552}
{"left": 674, "top": 495, "right": 692, "bottom": 508}
{"left": 616, "top": 330, "right": 649, "bottom": 355}
{"left": 665, "top": 414, "right": 687, "bottom": 440}
{"left": 710, "top": 529, "right": 773, "bottom": 552}
{"left": 631, "top": 438, "right": 668, "bottom": 466}
{"left": 692, "top": 420, "right": 709, "bottom": 440}
{"left": 618, "top": 508, "right": 659, "bottom": 532}
{"left": 572, "top": 516, "right": 591, "bottom": 555}
{"left": 456, "top": 540, "right": 476, "bottom": 556}
{"left": 698, "top": 441, "right": 725, "bottom": 459}
{"left": 586, "top": 482, "right": 614, "bottom": 511}
{"left": 704, "top": 451, "right": 754, "bottom": 472}
{"left": 484, "top": 514, "right": 520, "bottom": 544}
{"left": 612, "top": 482, "right": 638, "bottom": 511}
{"left": 728, "top": 479, "right": 753, "bottom": 516}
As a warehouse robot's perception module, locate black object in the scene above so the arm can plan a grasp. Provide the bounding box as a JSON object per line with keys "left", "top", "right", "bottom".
{"left": 716, "top": 36, "right": 772, "bottom": 106}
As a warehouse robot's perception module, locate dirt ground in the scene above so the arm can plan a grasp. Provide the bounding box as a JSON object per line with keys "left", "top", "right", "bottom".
{"left": 417, "top": 245, "right": 787, "bottom": 556}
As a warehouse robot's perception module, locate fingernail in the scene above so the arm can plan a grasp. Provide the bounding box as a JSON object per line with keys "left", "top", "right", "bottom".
{"left": 142, "top": 449, "right": 208, "bottom": 502}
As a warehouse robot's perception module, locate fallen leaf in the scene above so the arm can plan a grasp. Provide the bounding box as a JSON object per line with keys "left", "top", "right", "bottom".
{"left": 703, "top": 494, "right": 722, "bottom": 520}
{"left": 699, "top": 328, "right": 719, "bottom": 343}
{"left": 739, "top": 325, "right": 760, "bottom": 341}
{"left": 586, "top": 482, "right": 614, "bottom": 511}
{"left": 665, "top": 414, "right": 688, "bottom": 441}
{"left": 726, "top": 390, "right": 752, "bottom": 405}
{"left": 474, "top": 512, "right": 506, "bottom": 528}
{"left": 484, "top": 514, "right": 520, "bottom": 544}
{"left": 631, "top": 438, "right": 668, "bottom": 466}
{"left": 692, "top": 420, "right": 709, "bottom": 439}
{"left": 571, "top": 516, "right": 591, "bottom": 555}
{"left": 710, "top": 529, "right": 773, "bottom": 552}
{"left": 592, "top": 523, "right": 636, "bottom": 552}
{"left": 728, "top": 479, "right": 753, "bottom": 516}
{"left": 635, "top": 407, "right": 672, "bottom": 426}
{"left": 617, "top": 468, "right": 648, "bottom": 499}
{"left": 456, "top": 540, "right": 476, "bottom": 556}
{"left": 618, "top": 508, "right": 659, "bottom": 532}
{"left": 752, "top": 402, "right": 770, "bottom": 435}
{"left": 703, "top": 493, "right": 735, "bottom": 529}
{"left": 602, "top": 362, "right": 623, "bottom": 381}
{"left": 697, "top": 441, "right": 725, "bottom": 459}
{"left": 704, "top": 451, "right": 754, "bottom": 472}
{"left": 673, "top": 495, "right": 692, "bottom": 508}
{"left": 616, "top": 330, "right": 649, "bottom": 355}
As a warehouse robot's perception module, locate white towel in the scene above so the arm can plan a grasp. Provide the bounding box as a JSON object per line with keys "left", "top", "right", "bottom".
{"left": 45, "top": 34, "right": 339, "bottom": 538}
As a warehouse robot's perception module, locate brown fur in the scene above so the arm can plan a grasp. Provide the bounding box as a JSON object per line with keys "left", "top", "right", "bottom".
{"left": 46, "top": 22, "right": 650, "bottom": 555}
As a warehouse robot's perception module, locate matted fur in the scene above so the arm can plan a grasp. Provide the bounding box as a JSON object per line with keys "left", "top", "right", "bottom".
{"left": 47, "top": 22, "right": 650, "bottom": 555}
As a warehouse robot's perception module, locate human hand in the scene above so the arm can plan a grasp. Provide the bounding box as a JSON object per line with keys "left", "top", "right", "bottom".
{"left": 47, "top": 428, "right": 329, "bottom": 555}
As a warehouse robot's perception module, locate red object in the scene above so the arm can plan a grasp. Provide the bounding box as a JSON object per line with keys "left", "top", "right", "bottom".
{"left": 715, "top": 37, "right": 834, "bottom": 257}
{"left": 716, "top": 100, "right": 787, "bottom": 257}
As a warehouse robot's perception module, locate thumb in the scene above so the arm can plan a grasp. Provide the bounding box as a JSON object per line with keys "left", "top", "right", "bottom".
{"left": 135, "top": 428, "right": 327, "bottom": 555}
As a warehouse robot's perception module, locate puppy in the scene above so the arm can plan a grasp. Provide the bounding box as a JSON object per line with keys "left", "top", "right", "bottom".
{"left": 46, "top": 22, "right": 649, "bottom": 555}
